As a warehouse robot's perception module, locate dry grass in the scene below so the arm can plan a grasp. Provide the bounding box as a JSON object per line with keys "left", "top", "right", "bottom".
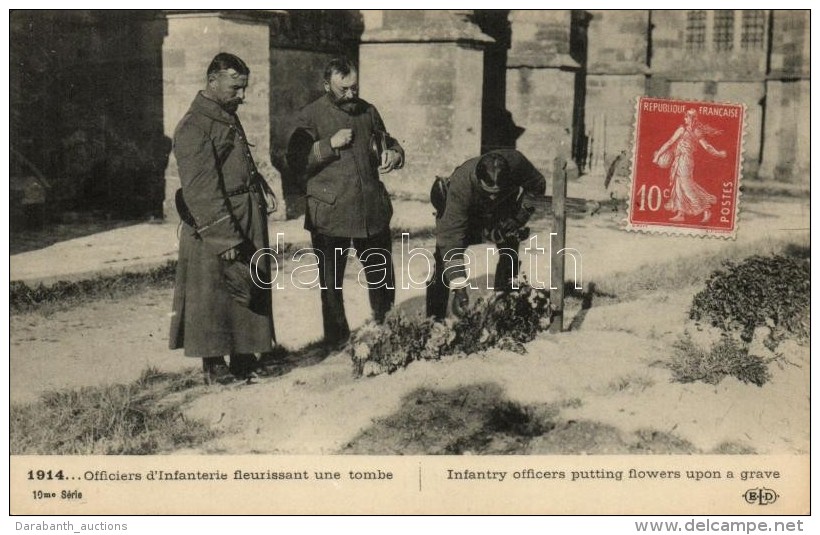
{"left": 668, "top": 333, "right": 771, "bottom": 387}
{"left": 10, "top": 367, "right": 216, "bottom": 454}
{"left": 607, "top": 374, "right": 655, "bottom": 394}
{"left": 10, "top": 262, "right": 178, "bottom": 316}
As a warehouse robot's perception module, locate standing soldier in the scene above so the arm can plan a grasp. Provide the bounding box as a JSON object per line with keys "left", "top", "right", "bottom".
{"left": 289, "top": 57, "right": 404, "bottom": 348}
{"left": 169, "top": 53, "right": 276, "bottom": 384}
{"left": 426, "top": 149, "right": 546, "bottom": 320}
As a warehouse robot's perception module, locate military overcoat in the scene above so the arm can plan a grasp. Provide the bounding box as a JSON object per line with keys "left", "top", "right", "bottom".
{"left": 169, "top": 92, "right": 275, "bottom": 357}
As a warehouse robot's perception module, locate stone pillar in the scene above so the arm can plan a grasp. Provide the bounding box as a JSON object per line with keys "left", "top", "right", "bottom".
{"left": 584, "top": 10, "right": 649, "bottom": 175}
{"left": 162, "top": 11, "right": 284, "bottom": 221}
{"left": 359, "top": 10, "right": 494, "bottom": 199}
{"left": 759, "top": 10, "right": 810, "bottom": 182}
{"left": 759, "top": 80, "right": 810, "bottom": 182}
{"left": 506, "top": 10, "right": 582, "bottom": 182}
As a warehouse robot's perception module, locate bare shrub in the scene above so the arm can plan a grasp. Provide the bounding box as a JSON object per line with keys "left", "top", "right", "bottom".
{"left": 690, "top": 254, "right": 810, "bottom": 348}
{"left": 672, "top": 252, "right": 809, "bottom": 388}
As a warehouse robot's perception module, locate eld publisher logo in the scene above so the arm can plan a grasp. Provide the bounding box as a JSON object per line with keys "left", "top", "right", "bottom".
{"left": 743, "top": 488, "right": 779, "bottom": 505}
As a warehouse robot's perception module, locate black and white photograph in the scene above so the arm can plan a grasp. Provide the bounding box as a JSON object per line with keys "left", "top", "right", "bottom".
{"left": 7, "top": 8, "right": 811, "bottom": 518}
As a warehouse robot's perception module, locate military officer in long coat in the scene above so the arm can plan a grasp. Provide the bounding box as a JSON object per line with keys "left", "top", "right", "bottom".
{"left": 169, "top": 53, "right": 275, "bottom": 384}
{"left": 289, "top": 57, "right": 404, "bottom": 347}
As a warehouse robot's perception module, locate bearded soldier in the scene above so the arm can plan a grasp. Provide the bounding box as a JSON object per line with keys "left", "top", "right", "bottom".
{"left": 289, "top": 57, "right": 404, "bottom": 347}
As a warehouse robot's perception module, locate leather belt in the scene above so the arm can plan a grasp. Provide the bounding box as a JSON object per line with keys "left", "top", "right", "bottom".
{"left": 225, "top": 182, "right": 258, "bottom": 197}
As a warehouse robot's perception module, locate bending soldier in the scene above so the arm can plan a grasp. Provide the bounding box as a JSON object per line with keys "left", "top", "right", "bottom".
{"left": 426, "top": 149, "right": 546, "bottom": 320}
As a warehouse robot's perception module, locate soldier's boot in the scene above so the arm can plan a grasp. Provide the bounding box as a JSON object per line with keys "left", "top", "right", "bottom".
{"left": 229, "top": 353, "right": 259, "bottom": 383}
{"left": 202, "top": 357, "right": 234, "bottom": 386}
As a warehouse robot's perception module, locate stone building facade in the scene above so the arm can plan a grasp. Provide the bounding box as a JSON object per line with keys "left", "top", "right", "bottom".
{"left": 9, "top": 9, "right": 810, "bottom": 226}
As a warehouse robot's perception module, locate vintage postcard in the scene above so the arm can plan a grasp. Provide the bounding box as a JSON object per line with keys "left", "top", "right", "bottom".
{"left": 7, "top": 8, "right": 811, "bottom": 520}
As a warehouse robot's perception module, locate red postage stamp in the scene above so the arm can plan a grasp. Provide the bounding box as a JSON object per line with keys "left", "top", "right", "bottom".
{"left": 626, "top": 97, "right": 746, "bottom": 238}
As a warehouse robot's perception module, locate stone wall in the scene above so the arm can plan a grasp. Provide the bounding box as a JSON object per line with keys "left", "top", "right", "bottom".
{"left": 359, "top": 43, "right": 485, "bottom": 199}
{"left": 585, "top": 75, "right": 646, "bottom": 173}
{"left": 713, "top": 82, "right": 765, "bottom": 174}
{"left": 583, "top": 11, "right": 649, "bottom": 174}
{"left": 645, "top": 10, "right": 811, "bottom": 180}
{"left": 359, "top": 10, "right": 492, "bottom": 199}
{"left": 759, "top": 80, "right": 810, "bottom": 182}
{"left": 768, "top": 10, "right": 810, "bottom": 79}
{"left": 587, "top": 11, "right": 648, "bottom": 75}
{"left": 651, "top": 10, "right": 768, "bottom": 81}
{"left": 11, "top": 9, "right": 811, "bottom": 231}
{"left": 506, "top": 10, "right": 580, "bottom": 181}
{"left": 759, "top": 11, "right": 810, "bottom": 181}
{"left": 506, "top": 67, "right": 577, "bottom": 180}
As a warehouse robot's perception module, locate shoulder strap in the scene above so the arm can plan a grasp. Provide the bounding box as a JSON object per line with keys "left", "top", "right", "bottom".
{"left": 175, "top": 188, "right": 198, "bottom": 229}
{"left": 430, "top": 176, "right": 449, "bottom": 218}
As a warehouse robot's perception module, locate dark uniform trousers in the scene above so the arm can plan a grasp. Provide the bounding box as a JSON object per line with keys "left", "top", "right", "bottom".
{"left": 425, "top": 237, "right": 520, "bottom": 321}
{"left": 312, "top": 229, "right": 396, "bottom": 345}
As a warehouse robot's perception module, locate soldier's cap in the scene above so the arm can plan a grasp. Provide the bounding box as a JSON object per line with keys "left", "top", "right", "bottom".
{"left": 476, "top": 153, "right": 511, "bottom": 194}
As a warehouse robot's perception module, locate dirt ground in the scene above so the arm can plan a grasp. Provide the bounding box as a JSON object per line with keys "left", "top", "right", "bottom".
{"left": 9, "top": 196, "right": 810, "bottom": 455}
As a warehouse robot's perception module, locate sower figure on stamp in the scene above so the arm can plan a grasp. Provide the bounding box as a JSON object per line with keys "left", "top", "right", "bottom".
{"left": 289, "top": 57, "right": 404, "bottom": 348}
{"left": 426, "top": 149, "right": 546, "bottom": 321}
{"left": 653, "top": 108, "right": 727, "bottom": 223}
{"left": 169, "top": 53, "right": 277, "bottom": 384}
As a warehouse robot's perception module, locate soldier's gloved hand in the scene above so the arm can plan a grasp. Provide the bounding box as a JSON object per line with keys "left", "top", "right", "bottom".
{"left": 516, "top": 204, "right": 536, "bottom": 225}
{"left": 379, "top": 149, "right": 401, "bottom": 174}
{"left": 330, "top": 128, "right": 354, "bottom": 149}
{"left": 488, "top": 219, "right": 529, "bottom": 244}
{"left": 264, "top": 190, "right": 278, "bottom": 215}
{"left": 498, "top": 217, "right": 520, "bottom": 236}
{"left": 451, "top": 288, "right": 469, "bottom": 318}
{"left": 221, "top": 247, "right": 239, "bottom": 261}
{"left": 485, "top": 227, "right": 505, "bottom": 243}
